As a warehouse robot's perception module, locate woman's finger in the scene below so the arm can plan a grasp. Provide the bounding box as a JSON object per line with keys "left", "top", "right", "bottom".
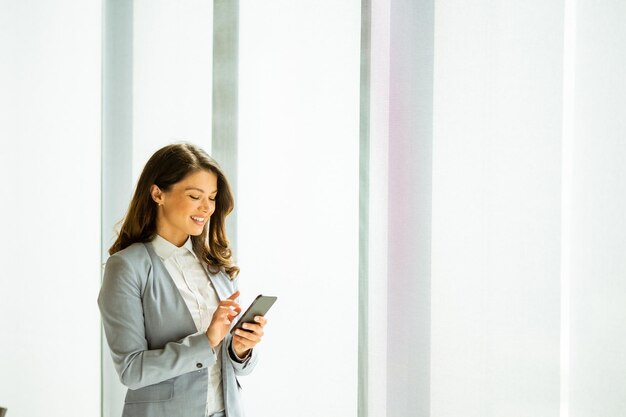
{"left": 217, "top": 300, "right": 241, "bottom": 309}
{"left": 234, "top": 328, "right": 262, "bottom": 342}
{"left": 253, "top": 316, "right": 267, "bottom": 327}
{"left": 214, "top": 305, "right": 240, "bottom": 317}
{"left": 233, "top": 334, "right": 260, "bottom": 349}
{"left": 241, "top": 323, "right": 264, "bottom": 336}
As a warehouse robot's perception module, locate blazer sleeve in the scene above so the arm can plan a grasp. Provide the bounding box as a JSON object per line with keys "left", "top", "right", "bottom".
{"left": 225, "top": 332, "right": 259, "bottom": 376}
{"left": 98, "top": 253, "right": 217, "bottom": 390}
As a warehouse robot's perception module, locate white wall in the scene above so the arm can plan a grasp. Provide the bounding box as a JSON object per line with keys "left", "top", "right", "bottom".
{"left": 431, "top": 1, "right": 563, "bottom": 416}
{"left": 386, "top": 0, "right": 434, "bottom": 415}
{"left": 365, "top": 0, "right": 390, "bottom": 415}
{"left": 569, "top": 1, "right": 626, "bottom": 416}
{"left": 0, "top": 1, "right": 101, "bottom": 416}
{"left": 132, "top": 0, "right": 214, "bottom": 175}
{"left": 238, "top": 1, "right": 361, "bottom": 415}
{"left": 375, "top": 0, "right": 626, "bottom": 416}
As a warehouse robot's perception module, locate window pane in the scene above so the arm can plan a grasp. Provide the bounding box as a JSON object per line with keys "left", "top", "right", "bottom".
{"left": 238, "top": 1, "right": 361, "bottom": 415}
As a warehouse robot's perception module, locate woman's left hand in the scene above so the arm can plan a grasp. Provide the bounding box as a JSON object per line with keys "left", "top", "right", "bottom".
{"left": 232, "top": 316, "right": 267, "bottom": 359}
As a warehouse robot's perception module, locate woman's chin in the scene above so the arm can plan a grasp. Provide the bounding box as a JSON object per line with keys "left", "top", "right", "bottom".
{"left": 189, "top": 227, "right": 205, "bottom": 236}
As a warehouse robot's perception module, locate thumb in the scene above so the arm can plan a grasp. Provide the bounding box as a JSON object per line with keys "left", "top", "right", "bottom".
{"left": 227, "top": 290, "right": 240, "bottom": 300}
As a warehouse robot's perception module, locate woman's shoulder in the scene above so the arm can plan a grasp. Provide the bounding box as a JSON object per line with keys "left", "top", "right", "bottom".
{"left": 109, "top": 242, "right": 150, "bottom": 261}
{"left": 105, "top": 242, "right": 152, "bottom": 273}
{"left": 103, "top": 243, "right": 152, "bottom": 285}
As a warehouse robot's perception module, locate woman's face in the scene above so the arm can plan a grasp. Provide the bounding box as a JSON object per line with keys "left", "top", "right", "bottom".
{"left": 151, "top": 169, "right": 218, "bottom": 247}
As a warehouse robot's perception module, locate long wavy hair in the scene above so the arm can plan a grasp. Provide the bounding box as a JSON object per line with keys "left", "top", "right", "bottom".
{"left": 109, "top": 143, "right": 239, "bottom": 278}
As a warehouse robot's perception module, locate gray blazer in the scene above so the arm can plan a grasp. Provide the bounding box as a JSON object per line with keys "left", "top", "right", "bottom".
{"left": 98, "top": 242, "right": 258, "bottom": 417}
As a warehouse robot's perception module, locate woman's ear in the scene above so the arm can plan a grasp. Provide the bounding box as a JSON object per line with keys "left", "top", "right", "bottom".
{"left": 150, "top": 184, "right": 164, "bottom": 205}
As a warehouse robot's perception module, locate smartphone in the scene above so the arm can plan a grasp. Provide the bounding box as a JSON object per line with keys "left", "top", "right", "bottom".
{"left": 230, "top": 294, "right": 277, "bottom": 334}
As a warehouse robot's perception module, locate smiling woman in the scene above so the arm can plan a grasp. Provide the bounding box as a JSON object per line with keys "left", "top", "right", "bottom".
{"left": 99, "top": 143, "right": 266, "bottom": 417}
{"left": 109, "top": 143, "right": 238, "bottom": 278}
{"left": 150, "top": 170, "right": 219, "bottom": 247}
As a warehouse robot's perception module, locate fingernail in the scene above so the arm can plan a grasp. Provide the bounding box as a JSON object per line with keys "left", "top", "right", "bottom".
{"left": 254, "top": 316, "right": 261, "bottom": 322}
{"left": 242, "top": 324, "right": 248, "bottom": 329}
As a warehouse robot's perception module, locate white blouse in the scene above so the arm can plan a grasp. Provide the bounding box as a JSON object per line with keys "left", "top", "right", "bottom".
{"left": 151, "top": 234, "right": 224, "bottom": 415}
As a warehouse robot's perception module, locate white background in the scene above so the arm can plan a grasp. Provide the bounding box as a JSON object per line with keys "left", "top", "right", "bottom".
{"left": 0, "top": 1, "right": 101, "bottom": 416}
{"left": 431, "top": 1, "right": 563, "bottom": 415}
{"left": 237, "top": 1, "right": 361, "bottom": 415}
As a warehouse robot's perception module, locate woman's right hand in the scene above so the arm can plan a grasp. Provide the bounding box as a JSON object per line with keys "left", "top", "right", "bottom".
{"left": 206, "top": 291, "right": 241, "bottom": 348}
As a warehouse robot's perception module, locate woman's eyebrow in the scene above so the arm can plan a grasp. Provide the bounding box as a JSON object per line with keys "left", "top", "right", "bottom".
{"left": 184, "top": 187, "right": 205, "bottom": 193}
{"left": 184, "top": 187, "right": 218, "bottom": 194}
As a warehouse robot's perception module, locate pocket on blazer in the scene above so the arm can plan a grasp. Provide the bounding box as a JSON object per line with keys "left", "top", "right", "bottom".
{"left": 124, "top": 381, "right": 174, "bottom": 404}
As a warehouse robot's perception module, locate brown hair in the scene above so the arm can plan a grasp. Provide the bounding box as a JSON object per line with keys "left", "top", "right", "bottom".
{"left": 109, "top": 143, "right": 239, "bottom": 278}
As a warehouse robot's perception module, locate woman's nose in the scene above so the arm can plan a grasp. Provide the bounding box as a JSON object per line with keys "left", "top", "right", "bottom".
{"left": 200, "top": 197, "right": 213, "bottom": 212}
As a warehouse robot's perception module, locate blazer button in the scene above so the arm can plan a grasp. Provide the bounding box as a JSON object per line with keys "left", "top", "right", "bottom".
{"left": 196, "top": 363, "right": 203, "bottom": 368}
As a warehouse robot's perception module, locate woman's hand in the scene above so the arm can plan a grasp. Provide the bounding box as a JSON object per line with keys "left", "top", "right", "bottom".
{"left": 206, "top": 291, "right": 241, "bottom": 349}
{"left": 232, "top": 315, "right": 267, "bottom": 359}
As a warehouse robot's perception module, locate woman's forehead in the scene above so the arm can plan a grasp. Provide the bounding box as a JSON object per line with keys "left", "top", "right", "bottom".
{"left": 175, "top": 170, "right": 218, "bottom": 191}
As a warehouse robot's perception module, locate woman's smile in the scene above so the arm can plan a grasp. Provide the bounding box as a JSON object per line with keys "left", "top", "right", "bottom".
{"left": 191, "top": 215, "right": 207, "bottom": 226}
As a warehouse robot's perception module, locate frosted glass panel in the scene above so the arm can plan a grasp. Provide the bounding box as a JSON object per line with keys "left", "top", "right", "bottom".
{"left": 133, "top": 0, "right": 214, "bottom": 173}
{"left": 0, "top": 1, "right": 101, "bottom": 416}
{"left": 238, "top": 1, "right": 361, "bottom": 416}
{"left": 430, "top": 1, "right": 564, "bottom": 416}
{"left": 569, "top": 1, "right": 626, "bottom": 416}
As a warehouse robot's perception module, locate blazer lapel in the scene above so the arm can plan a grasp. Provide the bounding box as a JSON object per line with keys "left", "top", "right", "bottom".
{"left": 144, "top": 242, "right": 197, "bottom": 326}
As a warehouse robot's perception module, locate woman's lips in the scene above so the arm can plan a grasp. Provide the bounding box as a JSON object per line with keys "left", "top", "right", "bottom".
{"left": 191, "top": 216, "right": 206, "bottom": 225}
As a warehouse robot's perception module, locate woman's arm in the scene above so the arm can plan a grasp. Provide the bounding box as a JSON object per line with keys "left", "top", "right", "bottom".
{"left": 98, "top": 254, "right": 216, "bottom": 390}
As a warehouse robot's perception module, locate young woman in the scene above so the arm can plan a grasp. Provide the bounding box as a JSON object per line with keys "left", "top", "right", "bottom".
{"left": 98, "top": 143, "right": 266, "bottom": 417}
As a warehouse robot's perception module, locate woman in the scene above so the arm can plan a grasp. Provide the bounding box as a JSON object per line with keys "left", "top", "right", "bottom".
{"left": 98, "top": 143, "right": 266, "bottom": 417}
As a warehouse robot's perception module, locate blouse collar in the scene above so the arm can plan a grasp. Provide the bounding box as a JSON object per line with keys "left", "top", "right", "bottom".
{"left": 150, "top": 234, "right": 198, "bottom": 261}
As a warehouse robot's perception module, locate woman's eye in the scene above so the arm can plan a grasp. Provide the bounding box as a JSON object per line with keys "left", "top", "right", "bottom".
{"left": 209, "top": 197, "right": 216, "bottom": 202}
{"left": 190, "top": 195, "right": 200, "bottom": 200}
